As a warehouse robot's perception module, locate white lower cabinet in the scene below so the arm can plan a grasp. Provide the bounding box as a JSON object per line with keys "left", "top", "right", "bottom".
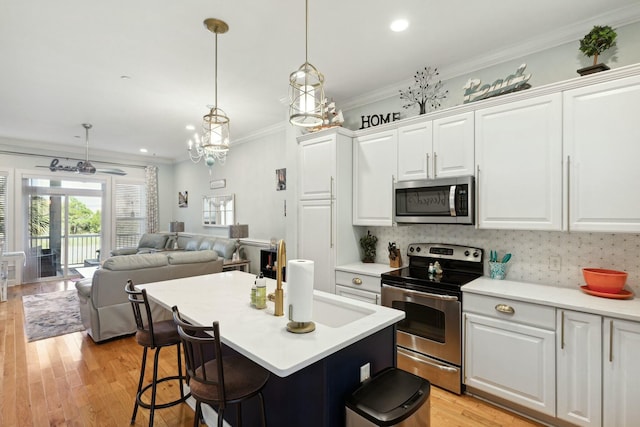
{"left": 557, "top": 310, "right": 602, "bottom": 427}
{"left": 465, "top": 297, "right": 640, "bottom": 427}
{"left": 557, "top": 311, "right": 640, "bottom": 427}
{"left": 334, "top": 270, "right": 381, "bottom": 305}
{"left": 464, "top": 294, "right": 556, "bottom": 416}
{"left": 603, "top": 318, "right": 640, "bottom": 427}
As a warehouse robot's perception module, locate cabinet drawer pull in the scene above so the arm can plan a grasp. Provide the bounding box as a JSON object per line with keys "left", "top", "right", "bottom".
{"left": 495, "top": 304, "right": 515, "bottom": 314}
{"left": 352, "top": 277, "right": 363, "bottom": 285}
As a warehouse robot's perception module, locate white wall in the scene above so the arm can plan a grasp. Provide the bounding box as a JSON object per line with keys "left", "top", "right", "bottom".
{"left": 342, "top": 21, "right": 640, "bottom": 130}
{"left": 170, "top": 126, "right": 289, "bottom": 241}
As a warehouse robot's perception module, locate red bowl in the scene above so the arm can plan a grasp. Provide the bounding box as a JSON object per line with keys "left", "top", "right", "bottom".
{"left": 582, "top": 268, "right": 627, "bottom": 294}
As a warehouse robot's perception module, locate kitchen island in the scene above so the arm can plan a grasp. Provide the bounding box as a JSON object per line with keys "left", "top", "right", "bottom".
{"left": 137, "top": 270, "right": 404, "bottom": 427}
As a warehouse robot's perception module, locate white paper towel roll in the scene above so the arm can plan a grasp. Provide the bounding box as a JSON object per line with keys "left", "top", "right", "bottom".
{"left": 286, "top": 259, "right": 314, "bottom": 323}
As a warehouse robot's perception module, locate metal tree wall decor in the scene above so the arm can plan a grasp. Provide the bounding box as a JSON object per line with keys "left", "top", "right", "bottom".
{"left": 399, "top": 66, "right": 448, "bottom": 115}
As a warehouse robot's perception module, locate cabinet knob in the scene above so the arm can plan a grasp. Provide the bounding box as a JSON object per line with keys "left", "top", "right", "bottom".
{"left": 352, "top": 277, "right": 363, "bottom": 285}
{"left": 495, "top": 304, "right": 515, "bottom": 314}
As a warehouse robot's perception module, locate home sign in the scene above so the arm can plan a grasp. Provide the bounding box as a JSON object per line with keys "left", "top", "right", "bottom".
{"left": 360, "top": 112, "right": 401, "bottom": 129}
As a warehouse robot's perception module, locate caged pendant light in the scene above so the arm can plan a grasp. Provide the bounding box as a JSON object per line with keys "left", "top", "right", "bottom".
{"left": 289, "top": 0, "right": 325, "bottom": 127}
{"left": 188, "top": 18, "right": 230, "bottom": 169}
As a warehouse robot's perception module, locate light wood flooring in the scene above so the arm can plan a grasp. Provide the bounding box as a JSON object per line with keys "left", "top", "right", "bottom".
{"left": 0, "top": 280, "right": 545, "bottom": 427}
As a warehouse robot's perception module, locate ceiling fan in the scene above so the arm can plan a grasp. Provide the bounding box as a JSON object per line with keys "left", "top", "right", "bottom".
{"left": 36, "top": 123, "right": 127, "bottom": 176}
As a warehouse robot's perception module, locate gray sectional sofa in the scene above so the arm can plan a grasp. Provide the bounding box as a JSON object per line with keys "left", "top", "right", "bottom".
{"left": 76, "top": 249, "right": 223, "bottom": 342}
{"left": 110, "top": 232, "right": 237, "bottom": 260}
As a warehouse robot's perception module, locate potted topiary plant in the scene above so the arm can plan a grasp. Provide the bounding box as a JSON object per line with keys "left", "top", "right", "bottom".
{"left": 577, "top": 25, "right": 617, "bottom": 76}
{"left": 359, "top": 230, "right": 378, "bottom": 263}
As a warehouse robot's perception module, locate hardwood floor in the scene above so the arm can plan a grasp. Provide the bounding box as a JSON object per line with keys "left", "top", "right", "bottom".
{"left": 0, "top": 280, "right": 545, "bottom": 427}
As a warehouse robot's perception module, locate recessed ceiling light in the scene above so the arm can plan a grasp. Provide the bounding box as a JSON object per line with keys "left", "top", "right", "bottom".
{"left": 390, "top": 19, "right": 409, "bottom": 32}
{"left": 120, "top": 75, "right": 132, "bottom": 80}
{"left": 139, "top": 148, "right": 148, "bottom": 153}
{"left": 185, "top": 124, "right": 195, "bottom": 131}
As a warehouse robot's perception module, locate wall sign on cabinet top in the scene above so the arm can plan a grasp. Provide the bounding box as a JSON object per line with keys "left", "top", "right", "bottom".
{"left": 463, "top": 63, "right": 532, "bottom": 103}
{"left": 360, "top": 113, "right": 401, "bottom": 129}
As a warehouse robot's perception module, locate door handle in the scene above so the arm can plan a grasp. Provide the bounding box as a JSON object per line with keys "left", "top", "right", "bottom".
{"left": 433, "top": 152, "right": 438, "bottom": 178}
{"left": 330, "top": 176, "right": 334, "bottom": 248}
{"left": 495, "top": 303, "right": 515, "bottom": 314}
{"left": 449, "top": 185, "right": 457, "bottom": 216}
{"left": 609, "top": 319, "right": 613, "bottom": 363}
{"left": 426, "top": 153, "right": 430, "bottom": 178}
{"left": 561, "top": 311, "right": 565, "bottom": 349}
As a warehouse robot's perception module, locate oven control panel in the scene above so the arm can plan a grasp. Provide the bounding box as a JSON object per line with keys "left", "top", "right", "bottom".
{"left": 407, "top": 243, "right": 483, "bottom": 263}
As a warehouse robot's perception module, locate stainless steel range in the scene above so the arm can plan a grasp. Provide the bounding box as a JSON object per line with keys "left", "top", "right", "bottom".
{"left": 381, "top": 243, "right": 484, "bottom": 394}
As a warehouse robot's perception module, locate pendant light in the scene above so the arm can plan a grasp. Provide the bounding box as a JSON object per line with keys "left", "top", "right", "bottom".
{"left": 188, "top": 18, "right": 230, "bottom": 168}
{"left": 289, "top": 0, "right": 325, "bottom": 127}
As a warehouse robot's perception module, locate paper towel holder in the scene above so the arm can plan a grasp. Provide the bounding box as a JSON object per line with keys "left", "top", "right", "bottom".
{"left": 287, "top": 305, "right": 316, "bottom": 334}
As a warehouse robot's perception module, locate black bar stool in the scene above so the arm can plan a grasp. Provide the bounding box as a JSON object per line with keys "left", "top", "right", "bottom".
{"left": 125, "top": 280, "right": 190, "bottom": 426}
{"left": 172, "top": 305, "right": 270, "bottom": 427}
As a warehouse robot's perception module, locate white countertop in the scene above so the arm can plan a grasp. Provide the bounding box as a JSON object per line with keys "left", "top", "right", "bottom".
{"left": 138, "top": 270, "right": 404, "bottom": 378}
{"left": 463, "top": 277, "right": 640, "bottom": 322}
{"left": 335, "top": 262, "right": 402, "bottom": 277}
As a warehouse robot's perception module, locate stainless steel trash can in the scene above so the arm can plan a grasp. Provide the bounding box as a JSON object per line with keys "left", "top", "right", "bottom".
{"left": 345, "top": 367, "right": 431, "bottom": 427}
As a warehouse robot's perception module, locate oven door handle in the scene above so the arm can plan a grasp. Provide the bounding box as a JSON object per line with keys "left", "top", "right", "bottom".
{"left": 382, "top": 284, "right": 459, "bottom": 301}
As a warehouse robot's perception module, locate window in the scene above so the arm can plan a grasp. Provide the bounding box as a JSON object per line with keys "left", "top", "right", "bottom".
{"left": 114, "top": 182, "right": 147, "bottom": 249}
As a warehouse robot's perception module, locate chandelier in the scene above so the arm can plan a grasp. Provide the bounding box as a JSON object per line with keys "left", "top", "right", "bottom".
{"left": 188, "top": 18, "right": 230, "bottom": 168}
{"left": 289, "top": 0, "right": 325, "bottom": 127}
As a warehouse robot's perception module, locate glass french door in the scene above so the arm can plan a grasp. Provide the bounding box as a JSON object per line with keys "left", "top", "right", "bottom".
{"left": 23, "top": 177, "right": 104, "bottom": 282}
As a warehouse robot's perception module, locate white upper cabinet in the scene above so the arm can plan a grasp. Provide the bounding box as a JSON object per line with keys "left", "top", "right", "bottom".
{"left": 563, "top": 74, "right": 640, "bottom": 233}
{"left": 397, "top": 112, "right": 474, "bottom": 182}
{"left": 397, "top": 121, "right": 432, "bottom": 181}
{"left": 475, "top": 93, "right": 563, "bottom": 230}
{"left": 298, "top": 133, "right": 337, "bottom": 200}
{"left": 432, "top": 111, "right": 475, "bottom": 178}
{"left": 353, "top": 130, "right": 398, "bottom": 226}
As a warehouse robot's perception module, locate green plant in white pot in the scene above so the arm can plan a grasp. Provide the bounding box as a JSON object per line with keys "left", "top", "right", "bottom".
{"left": 360, "top": 230, "right": 378, "bottom": 263}
{"left": 577, "top": 25, "right": 617, "bottom": 76}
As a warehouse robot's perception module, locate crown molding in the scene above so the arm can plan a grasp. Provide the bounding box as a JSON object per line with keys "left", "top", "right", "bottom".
{"left": 230, "top": 122, "right": 286, "bottom": 146}
{"left": 0, "top": 137, "right": 172, "bottom": 166}
{"left": 340, "top": 4, "right": 640, "bottom": 111}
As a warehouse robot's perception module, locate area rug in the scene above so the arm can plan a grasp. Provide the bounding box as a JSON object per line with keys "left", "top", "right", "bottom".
{"left": 22, "top": 290, "right": 85, "bottom": 342}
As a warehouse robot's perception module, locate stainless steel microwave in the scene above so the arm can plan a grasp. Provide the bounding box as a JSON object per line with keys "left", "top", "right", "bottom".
{"left": 394, "top": 176, "right": 475, "bottom": 225}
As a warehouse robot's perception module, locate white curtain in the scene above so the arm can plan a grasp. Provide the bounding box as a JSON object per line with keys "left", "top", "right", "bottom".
{"left": 145, "top": 166, "right": 159, "bottom": 233}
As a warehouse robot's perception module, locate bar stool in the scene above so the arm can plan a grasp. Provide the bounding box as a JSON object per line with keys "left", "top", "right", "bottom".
{"left": 125, "top": 280, "right": 190, "bottom": 426}
{"left": 172, "top": 305, "right": 270, "bottom": 427}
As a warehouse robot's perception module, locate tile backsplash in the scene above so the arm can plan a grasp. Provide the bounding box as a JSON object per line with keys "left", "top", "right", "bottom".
{"left": 368, "top": 225, "right": 640, "bottom": 295}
